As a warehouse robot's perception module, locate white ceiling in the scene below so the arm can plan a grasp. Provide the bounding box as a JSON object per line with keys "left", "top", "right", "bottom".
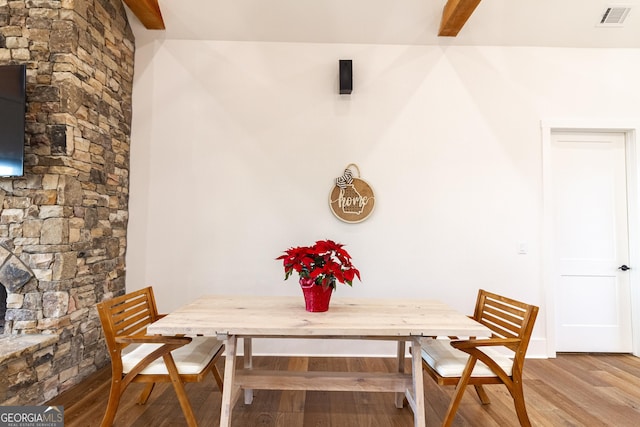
{"left": 128, "top": 0, "right": 640, "bottom": 48}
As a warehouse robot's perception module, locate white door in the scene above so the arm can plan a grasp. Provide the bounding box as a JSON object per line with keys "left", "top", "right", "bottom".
{"left": 551, "top": 131, "right": 633, "bottom": 352}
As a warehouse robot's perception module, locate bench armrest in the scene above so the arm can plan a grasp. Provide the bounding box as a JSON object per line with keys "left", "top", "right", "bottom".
{"left": 451, "top": 337, "right": 520, "bottom": 350}
{"left": 116, "top": 335, "right": 192, "bottom": 346}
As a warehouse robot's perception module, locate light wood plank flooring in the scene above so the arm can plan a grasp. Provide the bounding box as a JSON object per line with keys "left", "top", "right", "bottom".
{"left": 48, "top": 353, "right": 640, "bottom": 426}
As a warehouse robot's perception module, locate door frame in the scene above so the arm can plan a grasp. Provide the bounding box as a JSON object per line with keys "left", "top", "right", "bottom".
{"left": 542, "top": 119, "right": 640, "bottom": 357}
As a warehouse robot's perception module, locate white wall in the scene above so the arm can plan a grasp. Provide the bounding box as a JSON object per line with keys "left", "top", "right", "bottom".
{"left": 126, "top": 37, "right": 640, "bottom": 357}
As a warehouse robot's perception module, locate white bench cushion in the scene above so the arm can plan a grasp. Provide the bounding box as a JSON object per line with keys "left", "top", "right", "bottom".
{"left": 420, "top": 338, "right": 513, "bottom": 378}
{"left": 122, "top": 336, "right": 223, "bottom": 376}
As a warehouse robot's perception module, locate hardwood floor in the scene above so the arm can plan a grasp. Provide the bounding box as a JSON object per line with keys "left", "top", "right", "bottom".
{"left": 48, "top": 353, "right": 640, "bottom": 426}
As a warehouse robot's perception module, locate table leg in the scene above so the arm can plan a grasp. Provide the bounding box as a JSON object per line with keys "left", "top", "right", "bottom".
{"left": 243, "top": 337, "right": 253, "bottom": 404}
{"left": 395, "top": 340, "right": 406, "bottom": 408}
{"left": 411, "top": 338, "right": 426, "bottom": 427}
{"left": 219, "top": 335, "right": 237, "bottom": 427}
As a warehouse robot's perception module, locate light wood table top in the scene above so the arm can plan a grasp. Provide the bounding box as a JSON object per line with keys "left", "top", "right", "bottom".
{"left": 147, "top": 295, "right": 491, "bottom": 427}
{"left": 147, "top": 295, "right": 489, "bottom": 338}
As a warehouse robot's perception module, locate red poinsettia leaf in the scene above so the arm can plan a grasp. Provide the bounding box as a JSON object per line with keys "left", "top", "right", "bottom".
{"left": 335, "top": 246, "right": 350, "bottom": 259}
{"left": 343, "top": 269, "right": 354, "bottom": 282}
{"left": 327, "top": 263, "right": 339, "bottom": 276}
{"left": 314, "top": 240, "right": 329, "bottom": 252}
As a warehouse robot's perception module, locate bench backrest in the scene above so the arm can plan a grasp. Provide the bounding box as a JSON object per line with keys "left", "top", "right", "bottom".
{"left": 473, "top": 289, "right": 539, "bottom": 358}
{"left": 97, "top": 287, "right": 160, "bottom": 354}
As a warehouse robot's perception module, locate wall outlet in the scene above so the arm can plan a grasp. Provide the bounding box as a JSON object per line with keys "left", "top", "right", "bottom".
{"left": 518, "top": 241, "right": 528, "bottom": 254}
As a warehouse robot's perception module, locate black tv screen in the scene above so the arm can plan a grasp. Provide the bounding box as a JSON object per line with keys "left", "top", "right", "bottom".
{"left": 0, "top": 64, "right": 26, "bottom": 177}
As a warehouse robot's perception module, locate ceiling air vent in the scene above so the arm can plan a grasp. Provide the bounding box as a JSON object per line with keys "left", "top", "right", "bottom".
{"left": 598, "top": 6, "right": 631, "bottom": 25}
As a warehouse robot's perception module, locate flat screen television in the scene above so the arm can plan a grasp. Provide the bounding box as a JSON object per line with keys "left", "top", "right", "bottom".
{"left": 0, "top": 64, "right": 26, "bottom": 177}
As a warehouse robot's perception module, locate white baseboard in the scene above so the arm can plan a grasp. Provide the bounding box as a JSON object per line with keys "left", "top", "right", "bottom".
{"left": 525, "top": 337, "right": 549, "bottom": 358}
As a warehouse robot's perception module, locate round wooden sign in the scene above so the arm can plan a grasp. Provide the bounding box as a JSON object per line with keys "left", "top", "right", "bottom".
{"left": 329, "top": 164, "right": 375, "bottom": 223}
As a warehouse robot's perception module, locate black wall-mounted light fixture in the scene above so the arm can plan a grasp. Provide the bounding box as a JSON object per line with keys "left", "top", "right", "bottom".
{"left": 339, "top": 60, "right": 352, "bottom": 94}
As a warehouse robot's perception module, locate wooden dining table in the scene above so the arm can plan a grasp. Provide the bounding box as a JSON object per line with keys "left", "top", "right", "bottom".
{"left": 146, "top": 295, "right": 491, "bottom": 427}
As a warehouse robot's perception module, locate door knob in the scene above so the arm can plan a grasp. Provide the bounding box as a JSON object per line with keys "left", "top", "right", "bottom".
{"left": 618, "top": 265, "right": 631, "bottom": 271}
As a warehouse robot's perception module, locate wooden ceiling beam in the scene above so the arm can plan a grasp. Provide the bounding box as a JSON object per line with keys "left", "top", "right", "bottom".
{"left": 122, "top": 0, "right": 165, "bottom": 30}
{"left": 438, "top": 0, "right": 482, "bottom": 37}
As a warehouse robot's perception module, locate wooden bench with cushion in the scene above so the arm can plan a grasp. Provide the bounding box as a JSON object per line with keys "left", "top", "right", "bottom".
{"left": 420, "top": 289, "right": 539, "bottom": 427}
{"left": 97, "top": 287, "right": 224, "bottom": 427}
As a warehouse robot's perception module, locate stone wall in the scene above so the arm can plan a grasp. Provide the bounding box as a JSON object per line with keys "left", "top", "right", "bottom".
{"left": 0, "top": 0, "right": 133, "bottom": 404}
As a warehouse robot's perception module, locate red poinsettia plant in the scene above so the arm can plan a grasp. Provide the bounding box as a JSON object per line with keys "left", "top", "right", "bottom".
{"left": 277, "top": 239, "right": 361, "bottom": 289}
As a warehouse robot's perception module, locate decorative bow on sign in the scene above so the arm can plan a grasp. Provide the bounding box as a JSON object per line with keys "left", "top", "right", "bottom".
{"left": 335, "top": 168, "right": 354, "bottom": 189}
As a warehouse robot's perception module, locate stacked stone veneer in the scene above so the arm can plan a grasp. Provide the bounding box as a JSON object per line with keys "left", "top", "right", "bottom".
{"left": 0, "top": 0, "right": 133, "bottom": 404}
